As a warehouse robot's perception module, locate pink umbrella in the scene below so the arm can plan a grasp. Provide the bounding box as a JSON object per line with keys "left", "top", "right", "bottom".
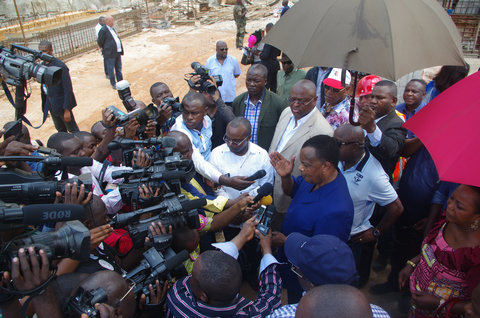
{"left": 403, "top": 71, "right": 480, "bottom": 187}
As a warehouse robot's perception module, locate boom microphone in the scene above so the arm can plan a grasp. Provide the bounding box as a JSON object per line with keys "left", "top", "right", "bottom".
{"left": 108, "top": 137, "right": 177, "bottom": 150}
{"left": 0, "top": 204, "right": 85, "bottom": 225}
{"left": 165, "top": 249, "right": 189, "bottom": 271}
{"left": 245, "top": 169, "right": 266, "bottom": 181}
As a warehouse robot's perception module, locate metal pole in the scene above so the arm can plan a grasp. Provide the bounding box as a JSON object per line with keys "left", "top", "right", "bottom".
{"left": 145, "top": 0, "right": 150, "bottom": 27}
{"left": 13, "top": 0, "right": 28, "bottom": 47}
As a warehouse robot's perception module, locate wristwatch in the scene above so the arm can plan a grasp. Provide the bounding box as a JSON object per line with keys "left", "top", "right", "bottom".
{"left": 372, "top": 227, "right": 381, "bottom": 238}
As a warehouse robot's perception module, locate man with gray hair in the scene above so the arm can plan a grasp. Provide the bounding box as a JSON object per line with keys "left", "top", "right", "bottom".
{"left": 97, "top": 15, "right": 124, "bottom": 89}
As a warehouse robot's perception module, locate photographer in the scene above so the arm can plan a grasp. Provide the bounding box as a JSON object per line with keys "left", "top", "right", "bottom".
{"left": 150, "top": 82, "right": 180, "bottom": 136}
{"left": 189, "top": 74, "right": 235, "bottom": 149}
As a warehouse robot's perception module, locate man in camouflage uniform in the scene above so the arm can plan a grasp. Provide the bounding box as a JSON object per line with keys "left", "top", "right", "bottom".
{"left": 233, "top": 0, "right": 247, "bottom": 49}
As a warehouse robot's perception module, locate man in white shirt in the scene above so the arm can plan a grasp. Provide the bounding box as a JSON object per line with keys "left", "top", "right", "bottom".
{"left": 97, "top": 15, "right": 124, "bottom": 89}
{"left": 335, "top": 123, "right": 403, "bottom": 287}
{"left": 209, "top": 117, "right": 274, "bottom": 200}
{"left": 268, "top": 80, "right": 333, "bottom": 230}
{"left": 205, "top": 41, "right": 242, "bottom": 105}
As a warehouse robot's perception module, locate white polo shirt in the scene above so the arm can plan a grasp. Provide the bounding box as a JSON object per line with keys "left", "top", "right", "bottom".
{"left": 339, "top": 150, "right": 398, "bottom": 235}
{"left": 205, "top": 54, "right": 241, "bottom": 103}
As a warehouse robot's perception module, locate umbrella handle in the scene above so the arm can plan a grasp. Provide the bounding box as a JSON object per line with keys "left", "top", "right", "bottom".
{"left": 349, "top": 72, "right": 361, "bottom": 126}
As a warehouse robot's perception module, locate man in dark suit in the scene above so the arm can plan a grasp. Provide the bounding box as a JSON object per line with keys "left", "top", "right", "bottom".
{"left": 232, "top": 64, "right": 288, "bottom": 151}
{"left": 97, "top": 15, "right": 124, "bottom": 89}
{"left": 39, "top": 40, "right": 79, "bottom": 133}
{"left": 260, "top": 23, "right": 281, "bottom": 92}
{"left": 358, "top": 80, "right": 407, "bottom": 181}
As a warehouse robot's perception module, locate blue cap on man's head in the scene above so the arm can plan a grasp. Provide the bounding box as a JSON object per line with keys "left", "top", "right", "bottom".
{"left": 284, "top": 233, "right": 357, "bottom": 286}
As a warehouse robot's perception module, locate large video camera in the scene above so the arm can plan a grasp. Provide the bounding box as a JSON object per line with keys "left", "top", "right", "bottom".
{"left": 186, "top": 62, "right": 223, "bottom": 95}
{"left": 0, "top": 166, "right": 92, "bottom": 205}
{"left": 67, "top": 287, "right": 108, "bottom": 318}
{"left": 111, "top": 194, "right": 205, "bottom": 248}
{"left": 0, "top": 220, "right": 90, "bottom": 271}
{"left": 124, "top": 247, "right": 188, "bottom": 299}
{"left": 0, "top": 44, "right": 62, "bottom": 86}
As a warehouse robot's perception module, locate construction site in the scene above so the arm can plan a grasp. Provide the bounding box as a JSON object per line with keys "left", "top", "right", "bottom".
{"left": 0, "top": 1, "right": 479, "bottom": 317}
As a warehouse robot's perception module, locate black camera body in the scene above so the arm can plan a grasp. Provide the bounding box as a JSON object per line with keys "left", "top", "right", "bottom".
{"left": 187, "top": 62, "right": 223, "bottom": 95}
{"left": 106, "top": 105, "right": 158, "bottom": 137}
{"left": 161, "top": 97, "right": 182, "bottom": 113}
{"left": 125, "top": 247, "right": 188, "bottom": 299}
{"left": 0, "top": 220, "right": 90, "bottom": 271}
{"left": 0, "top": 168, "right": 92, "bottom": 205}
{"left": 68, "top": 287, "right": 108, "bottom": 318}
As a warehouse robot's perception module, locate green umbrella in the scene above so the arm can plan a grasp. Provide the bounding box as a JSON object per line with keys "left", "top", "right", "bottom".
{"left": 262, "top": 0, "right": 464, "bottom": 80}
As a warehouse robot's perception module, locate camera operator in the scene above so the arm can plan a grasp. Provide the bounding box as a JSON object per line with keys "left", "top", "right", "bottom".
{"left": 171, "top": 92, "right": 254, "bottom": 191}
{"left": 166, "top": 216, "right": 282, "bottom": 317}
{"left": 150, "top": 82, "right": 180, "bottom": 136}
{"left": 38, "top": 40, "right": 79, "bottom": 133}
{"left": 189, "top": 74, "right": 235, "bottom": 149}
{"left": 1, "top": 247, "right": 62, "bottom": 318}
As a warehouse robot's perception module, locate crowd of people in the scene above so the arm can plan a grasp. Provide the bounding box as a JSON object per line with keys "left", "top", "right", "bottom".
{"left": 0, "top": 4, "right": 479, "bottom": 318}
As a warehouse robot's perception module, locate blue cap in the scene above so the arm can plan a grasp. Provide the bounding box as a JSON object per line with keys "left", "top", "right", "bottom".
{"left": 284, "top": 233, "right": 357, "bottom": 286}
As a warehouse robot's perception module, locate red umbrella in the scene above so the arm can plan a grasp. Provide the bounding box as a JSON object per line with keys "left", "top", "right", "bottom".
{"left": 403, "top": 71, "right": 480, "bottom": 187}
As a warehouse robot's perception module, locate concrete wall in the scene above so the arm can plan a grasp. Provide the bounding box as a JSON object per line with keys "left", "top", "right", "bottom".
{"left": 0, "top": 0, "right": 136, "bottom": 18}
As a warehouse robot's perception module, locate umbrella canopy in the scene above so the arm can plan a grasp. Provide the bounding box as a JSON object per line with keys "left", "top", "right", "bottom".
{"left": 403, "top": 71, "right": 480, "bottom": 188}
{"left": 262, "top": 0, "right": 464, "bottom": 80}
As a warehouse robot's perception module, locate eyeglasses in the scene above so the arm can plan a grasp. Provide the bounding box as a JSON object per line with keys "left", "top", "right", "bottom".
{"left": 291, "top": 264, "right": 303, "bottom": 279}
{"left": 223, "top": 134, "right": 249, "bottom": 146}
{"left": 335, "top": 139, "right": 364, "bottom": 147}
{"left": 288, "top": 96, "right": 315, "bottom": 106}
{"left": 219, "top": 48, "right": 228, "bottom": 51}
{"left": 324, "top": 85, "right": 343, "bottom": 93}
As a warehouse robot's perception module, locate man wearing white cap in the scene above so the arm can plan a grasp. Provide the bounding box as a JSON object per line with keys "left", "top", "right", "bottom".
{"left": 320, "top": 68, "right": 352, "bottom": 130}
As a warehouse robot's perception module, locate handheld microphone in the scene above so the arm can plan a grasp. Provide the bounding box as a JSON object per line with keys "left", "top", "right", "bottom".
{"left": 245, "top": 169, "right": 266, "bottom": 181}
{"left": 249, "top": 183, "right": 273, "bottom": 206}
{"left": 0, "top": 204, "right": 85, "bottom": 225}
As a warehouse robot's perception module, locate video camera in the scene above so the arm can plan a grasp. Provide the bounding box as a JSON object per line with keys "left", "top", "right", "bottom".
{"left": 0, "top": 220, "right": 90, "bottom": 271}
{"left": 0, "top": 44, "right": 62, "bottom": 87}
{"left": 124, "top": 247, "right": 188, "bottom": 299}
{"left": 186, "top": 62, "right": 223, "bottom": 95}
{"left": 67, "top": 287, "right": 108, "bottom": 318}
{"left": 111, "top": 194, "right": 205, "bottom": 248}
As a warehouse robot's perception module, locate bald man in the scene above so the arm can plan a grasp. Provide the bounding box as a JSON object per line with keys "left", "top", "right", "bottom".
{"left": 205, "top": 40, "right": 242, "bottom": 104}
{"left": 97, "top": 15, "right": 124, "bottom": 89}
{"left": 296, "top": 285, "right": 373, "bottom": 318}
{"left": 335, "top": 123, "right": 403, "bottom": 287}
{"left": 268, "top": 79, "right": 333, "bottom": 230}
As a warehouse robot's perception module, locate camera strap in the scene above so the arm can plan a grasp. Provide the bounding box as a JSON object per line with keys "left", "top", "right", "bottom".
{"left": 1, "top": 81, "right": 49, "bottom": 129}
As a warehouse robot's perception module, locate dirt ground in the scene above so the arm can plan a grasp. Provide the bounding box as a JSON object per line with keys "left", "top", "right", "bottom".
{"left": 0, "top": 17, "right": 273, "bottom": 142}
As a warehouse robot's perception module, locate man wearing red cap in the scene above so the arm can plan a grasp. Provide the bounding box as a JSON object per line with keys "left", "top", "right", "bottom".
{"left": 320, "top": 68, "right": 353, "bottom": 130}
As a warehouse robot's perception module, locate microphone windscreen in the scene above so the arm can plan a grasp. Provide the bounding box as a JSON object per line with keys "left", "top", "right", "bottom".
{"left": 22, "top": 204, "right": 85, "bottom": 225}
{"left": 108, "top": 141, "right": 121, "bottom": 150}
{"left": 257, "top": 182, "right": 273, "bottom": 196}
{"left": 259, "top": 195, "right": 273, "bottom": 206}
{"left": 60, "top": 157, "right": 93, "bottom": 167}
{"left": 181, "top": 198, "right": 207, "bottom": 211}
{"left": 166, "top": 250, "right": 189, "bottom": 271}
{"left": 161, "top": 137, "right": 177, "bottom": 148}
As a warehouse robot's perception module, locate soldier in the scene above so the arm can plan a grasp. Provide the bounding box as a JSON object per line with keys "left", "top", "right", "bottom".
{"left": 233, "top": 0, "right": 247, "bottom": 49}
